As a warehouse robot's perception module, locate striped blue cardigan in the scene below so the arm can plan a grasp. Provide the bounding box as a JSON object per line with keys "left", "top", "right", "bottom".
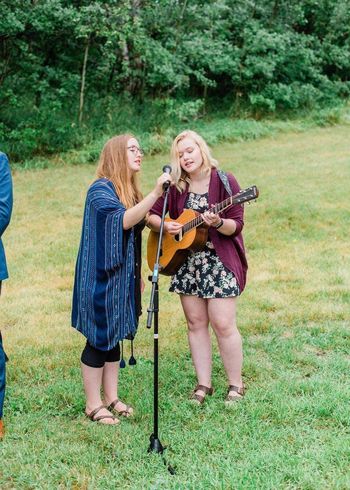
{"left": 72, "top": 178, "right": 137, "bottom": 350}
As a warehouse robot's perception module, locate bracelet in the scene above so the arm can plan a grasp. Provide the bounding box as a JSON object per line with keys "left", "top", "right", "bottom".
{"left": 214, "top": 219, "right": 224, "bottom": 229}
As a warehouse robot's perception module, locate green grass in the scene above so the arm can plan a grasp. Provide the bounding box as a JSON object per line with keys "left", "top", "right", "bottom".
{"left": 0, "top": 125, "right": 350, "bottom": 489}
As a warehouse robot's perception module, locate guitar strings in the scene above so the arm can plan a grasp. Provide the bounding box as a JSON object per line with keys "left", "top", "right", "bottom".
{"left": 180, "top": 187, "right": 255, "bottom": 235}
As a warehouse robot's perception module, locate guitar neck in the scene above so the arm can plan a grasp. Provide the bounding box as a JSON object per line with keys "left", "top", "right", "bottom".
{"left": 182, "top": 196, "right": 233, "bottom": 234}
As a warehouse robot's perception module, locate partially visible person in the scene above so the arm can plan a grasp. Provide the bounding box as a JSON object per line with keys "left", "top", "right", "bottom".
{"left": 72, "top": 134, "right": 171, "bottom": 425}
{"left": 148, "top": 130, "right": 247, "bottom": 405}
{"left": 0, "top": 152, "right": 13, "bottom": 439}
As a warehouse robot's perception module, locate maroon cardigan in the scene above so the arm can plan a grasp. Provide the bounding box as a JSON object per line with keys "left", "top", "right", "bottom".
{"left": 150, "top": 169, "right": 248, "bottom": 292}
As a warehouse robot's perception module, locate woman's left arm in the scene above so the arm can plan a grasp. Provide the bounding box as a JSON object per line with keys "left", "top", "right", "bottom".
{"left": 213, "top": 217, "right": 237, "bottom": 236}
{"left": 221, "top": 173, "right": 244, "bottom": 236}
{"left": 204, "top": 173, "right": 244, "bottom": 236}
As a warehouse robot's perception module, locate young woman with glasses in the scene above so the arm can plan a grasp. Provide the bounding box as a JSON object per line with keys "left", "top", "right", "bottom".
{"left": 148, "top": 130, "right": 247, "bottom": 406}
{"left": 72, "top": 134, "right": 171, "bottom": 424}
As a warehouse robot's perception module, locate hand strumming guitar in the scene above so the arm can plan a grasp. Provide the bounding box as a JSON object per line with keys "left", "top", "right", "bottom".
{"left": 164, "top": 221, "right": 183, "bottom": 236}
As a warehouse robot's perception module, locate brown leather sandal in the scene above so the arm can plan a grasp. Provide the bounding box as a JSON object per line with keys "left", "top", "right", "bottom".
{"left": 107, "top": 399, "right": 133, "bottom": 417}
{"left": 190, "top": 384, "right": 214, "bottom": 404}
{"left": 86, "top": 405, "right": 119, "bottom": 424}
{"left": 225, "top": 385, "right": 245, "bottom": 404}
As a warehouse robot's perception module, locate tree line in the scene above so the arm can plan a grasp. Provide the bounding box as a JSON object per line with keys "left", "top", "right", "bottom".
{"left": 1, "top": 0, "right": 349, "bottom": 160}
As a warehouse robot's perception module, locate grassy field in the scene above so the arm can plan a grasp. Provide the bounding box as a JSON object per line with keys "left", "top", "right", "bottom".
{"left": 0, "top": 125, "right": 349, "bottom": 489}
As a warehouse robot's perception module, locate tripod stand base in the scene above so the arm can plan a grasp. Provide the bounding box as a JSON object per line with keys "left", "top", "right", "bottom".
{"left": 148, "top": 434, "right": 176, "bottom": 475}
{"left": 148, "top": 434, "right": 165, "bottom": 454}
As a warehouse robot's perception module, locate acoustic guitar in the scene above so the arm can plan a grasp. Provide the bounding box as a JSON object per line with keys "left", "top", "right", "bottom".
{"left": 147, "top": 185, "right": 259, "bottom": 276}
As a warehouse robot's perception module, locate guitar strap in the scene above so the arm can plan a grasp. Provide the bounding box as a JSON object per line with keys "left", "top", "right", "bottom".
{"left": 217, "top": 169, "right": 232, "bottom": 196}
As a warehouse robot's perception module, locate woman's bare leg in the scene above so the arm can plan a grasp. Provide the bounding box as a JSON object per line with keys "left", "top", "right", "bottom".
{"left": 208, "top": 297, "right": 244, "bottom": 396}
{"left": 103, "top": 361, "right": 133, "bottom": 416}
{"left": 81, "top": 362, "right": 119, "bottom": 424}
{"left": 180, "top": 295, "right": 211, "bottom": 398}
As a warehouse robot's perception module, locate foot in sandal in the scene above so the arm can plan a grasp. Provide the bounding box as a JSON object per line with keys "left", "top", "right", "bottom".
{"left": 106, "top": 399, "right": 134, "bottom": 417}
{"left": 225, "top": 385, "right": 245, "bottom": 405}
{"left": 85, "top": 405, "right": 119, "bottom": 425}
{"left": 189, "top": 384, "right": 214, "bottom": 405}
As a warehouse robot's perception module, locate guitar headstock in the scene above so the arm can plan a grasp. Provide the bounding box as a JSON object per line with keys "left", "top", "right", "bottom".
{"left": 233, "top": 185, "right": 259, "bottom": 205}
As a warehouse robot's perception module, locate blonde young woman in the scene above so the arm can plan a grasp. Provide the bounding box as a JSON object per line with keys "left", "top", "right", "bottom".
{"left": 148, "top": 130, "right": 247, "bottom": 405}
{"left": 72, "top": 134, "right": 170, "bottom": 424}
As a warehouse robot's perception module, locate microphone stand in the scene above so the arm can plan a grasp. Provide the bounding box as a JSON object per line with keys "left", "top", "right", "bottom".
{"left": 146, "top": 182, "right": 175, "bottom": 475}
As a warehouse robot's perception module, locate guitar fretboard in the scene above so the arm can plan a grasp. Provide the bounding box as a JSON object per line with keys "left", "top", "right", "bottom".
{"left": 182, "top": 196, "right": 234, "bottom": 234}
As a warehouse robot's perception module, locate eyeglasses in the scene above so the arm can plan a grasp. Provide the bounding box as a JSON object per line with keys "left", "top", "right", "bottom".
{"left": 127, "top": 146, "right": 144, "bottom": 156}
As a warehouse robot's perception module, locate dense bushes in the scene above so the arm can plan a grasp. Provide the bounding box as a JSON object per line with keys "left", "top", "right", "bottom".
{"left": 1, "top": 0, "right": 349, "bottom": 162}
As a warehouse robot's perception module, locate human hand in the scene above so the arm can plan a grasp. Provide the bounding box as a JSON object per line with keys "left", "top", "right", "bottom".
{"left": 154, "top": 172, "right": 172, "bottom": 197}
{"left": 202, "top": 208, "right": 222, "bottom": 228}
{"left": 164, "top": 221, "right": 183, "bottom": 236}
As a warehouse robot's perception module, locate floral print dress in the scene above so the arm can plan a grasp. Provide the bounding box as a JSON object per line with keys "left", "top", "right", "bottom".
{"left": 169, "top": 192, "right": 240, "bottom": 298}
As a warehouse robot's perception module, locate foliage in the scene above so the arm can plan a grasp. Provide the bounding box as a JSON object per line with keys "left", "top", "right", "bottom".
{"left": 0, "top": 0, "right": 350, "bottom": 161}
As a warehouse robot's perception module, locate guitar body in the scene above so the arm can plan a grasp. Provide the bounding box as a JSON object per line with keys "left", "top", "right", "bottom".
{"left": 147, "top": 209, "right": 208, "bottom": 276}
{"left": 147, "top": 185, "right": 259, "bottom": 276}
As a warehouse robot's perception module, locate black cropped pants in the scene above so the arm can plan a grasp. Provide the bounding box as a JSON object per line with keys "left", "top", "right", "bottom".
{"left": 81, "top": 341, "right": 120, "bottom": 368}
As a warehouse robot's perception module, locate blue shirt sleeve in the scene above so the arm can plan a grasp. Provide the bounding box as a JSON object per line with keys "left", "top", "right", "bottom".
{"left": 0, "top": 153, "right": 13, "bottom": 237}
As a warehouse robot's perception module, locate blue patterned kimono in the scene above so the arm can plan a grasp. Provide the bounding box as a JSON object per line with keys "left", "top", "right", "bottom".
{"left": 72, "top": 178, "right": 137, "bottom": 350}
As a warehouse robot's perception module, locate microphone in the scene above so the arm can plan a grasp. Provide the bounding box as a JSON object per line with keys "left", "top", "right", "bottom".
{"left": 162, "top": 164, "right": 172, "bottom": 190}
{"left": 162, "top": 164, "right": 172, "bottom": 174}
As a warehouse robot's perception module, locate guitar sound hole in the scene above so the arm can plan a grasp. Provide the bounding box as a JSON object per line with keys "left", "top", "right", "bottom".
{"left": 174, "top": 234, "right": 180, "bottom": 242}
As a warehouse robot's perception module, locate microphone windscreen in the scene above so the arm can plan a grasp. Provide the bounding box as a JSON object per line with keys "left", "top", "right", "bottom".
{"left": 162, "top": 165, "right": 172, "bottom": 174}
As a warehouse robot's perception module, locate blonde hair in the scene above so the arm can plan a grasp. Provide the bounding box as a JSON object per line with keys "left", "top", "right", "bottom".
{"left": 96, "top": 134, "right": 142, "bottom": 208}
{"left": 170, "top": 130, "right": 218, "bottom": 192}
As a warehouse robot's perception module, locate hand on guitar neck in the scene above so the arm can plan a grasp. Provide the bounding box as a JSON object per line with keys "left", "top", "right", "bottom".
{"left": 202, "top": 206, "right": 221, "bottom": 228}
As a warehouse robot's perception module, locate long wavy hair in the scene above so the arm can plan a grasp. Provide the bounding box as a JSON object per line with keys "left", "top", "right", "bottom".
{"left": 170, "top": 130, "right": 218, "bottom": 192}
{"left": 96, "top": 134, "right": 142, "bottom": 208}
